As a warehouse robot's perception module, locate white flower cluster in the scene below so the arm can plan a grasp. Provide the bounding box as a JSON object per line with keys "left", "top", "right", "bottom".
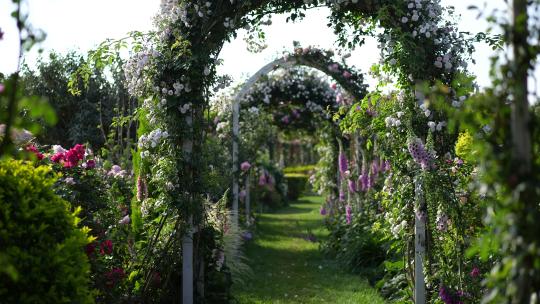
{"left": 385, "top": 212, "right": 408, "bottom": 238}
{"left": 138, "top": 128, "right": 169, "bottom": 157}
{"left": 385, "top": 111, "right": 404, "bottom": 128}
{"left": 427, "top": 120, "right": 447, "bottom": 132}
{"left": 419, "top": 103, "right": 431, "bottom": 118}
{"left": 124, "top": 49, "right": 160, "bottom": 97}
{"left": 451, "top": 95, "right": 467, "bottom": 108}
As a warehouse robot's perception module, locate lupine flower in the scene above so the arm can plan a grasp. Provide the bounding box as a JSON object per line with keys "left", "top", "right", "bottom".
{"left": 345, "top": 204, "right": 352, "bottom": 224}
{"left": 240, "top": 161, "right": 251, "bottom": 171}
{"left": 338, "top": 152, "right": 348, "bottom": 174}
{"left": 408, "top": 137, "right": 433, "bottom": 170}
{"left": 339, "top": 191, "right": 345, "bottom": 202}
{"left": 348, "top": 179, "right": 357, "bottom": 193}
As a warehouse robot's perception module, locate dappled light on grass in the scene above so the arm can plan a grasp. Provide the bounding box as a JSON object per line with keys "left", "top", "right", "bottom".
{"left": 233, "top": 196, "right": 385, "bottom": 304}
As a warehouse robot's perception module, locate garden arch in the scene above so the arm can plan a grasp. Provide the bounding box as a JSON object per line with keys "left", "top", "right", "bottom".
{"left": 230, "top": 46, "right": 368, "bottom": 227}
{"left": 133, "top": 1, "right": 466, "bottom": 303}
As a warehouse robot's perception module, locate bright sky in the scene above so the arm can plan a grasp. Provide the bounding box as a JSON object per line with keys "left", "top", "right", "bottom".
{"left": 0, "top": 0, "right": 517, "bottom": 90}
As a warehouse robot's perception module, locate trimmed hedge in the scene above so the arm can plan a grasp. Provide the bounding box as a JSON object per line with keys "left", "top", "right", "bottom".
{"left": 285, "top": 173, "right": 308, "bottom": 200}
{"left": 0, "top": 160, "right": 94, "bottom": 304}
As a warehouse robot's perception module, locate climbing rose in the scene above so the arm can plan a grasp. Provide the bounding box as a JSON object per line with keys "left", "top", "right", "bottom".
{"left": 240, "top": 161, "right": 251, "bottom": 171}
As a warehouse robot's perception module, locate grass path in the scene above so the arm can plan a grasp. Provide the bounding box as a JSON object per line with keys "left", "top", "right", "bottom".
{"left": 232, "top": 195, "right": 386, "bottom": 304}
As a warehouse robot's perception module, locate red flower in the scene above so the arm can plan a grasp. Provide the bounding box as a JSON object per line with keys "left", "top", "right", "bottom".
{"left": 100, "top": 239, "right": 113, "bottom": 255}
{"left": 51, "top": 152, "right": 65, "bottom": 163}
{"left": 26, "top": 145, "right": 44, "bottom": 160}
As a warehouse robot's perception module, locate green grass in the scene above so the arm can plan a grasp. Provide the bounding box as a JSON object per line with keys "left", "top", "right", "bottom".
{"left": 232, "top": 195, "right": 386, "bottom": 304}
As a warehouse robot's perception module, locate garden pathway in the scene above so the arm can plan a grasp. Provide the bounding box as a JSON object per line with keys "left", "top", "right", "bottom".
{"left": 232, "top": 195, "right": 385, "bottom": 303}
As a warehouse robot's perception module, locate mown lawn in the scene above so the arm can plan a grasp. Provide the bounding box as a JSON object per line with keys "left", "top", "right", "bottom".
{"left": 232, "top": 195, "right": 386, "bottom": 304}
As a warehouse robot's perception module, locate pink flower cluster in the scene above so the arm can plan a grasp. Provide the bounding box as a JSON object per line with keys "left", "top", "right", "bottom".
{"left": 26, "top": 145, "right": 44, "bottom": 160}
{"left": 240, "top": 161, "right": 251, "bottom": 171}
{"left": 50, "top": 144, "right": 94, "bottom": 169}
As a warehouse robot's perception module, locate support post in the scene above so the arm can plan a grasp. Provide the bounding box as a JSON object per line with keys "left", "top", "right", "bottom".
{"left": 414, "top": 176, "right": 426, "bottom": 304}
{"left": 245, "top": 172, "right": 251, "bottom": 226}
{"left": 232, "top": 100, "right": 240, "bottom": 226}
{"left": 182, "top": 220, "right": 194, "bottom": 304}
{"left": 414, "top": 83, "right": 426, "bottom": 304}
{"left": 182, "top": 117, "right": 194, "bottom": 304}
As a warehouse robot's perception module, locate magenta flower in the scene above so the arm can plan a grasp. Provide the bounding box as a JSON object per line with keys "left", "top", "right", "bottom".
{"left": 339, "top": 191, "right": 345, "bottom": 202}
{"left": 240, "top": 161, "right": 251, "bottom": 171}
{"left": 85, "top": 159, "right": 96, "bottom": 169}
{"left": 0, "top": 83, "right": 4, "bottom": 93}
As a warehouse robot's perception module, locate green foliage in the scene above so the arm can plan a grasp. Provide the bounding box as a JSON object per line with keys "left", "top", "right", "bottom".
{"left": 0, "top": 160, "right": 94, "bottom": 303}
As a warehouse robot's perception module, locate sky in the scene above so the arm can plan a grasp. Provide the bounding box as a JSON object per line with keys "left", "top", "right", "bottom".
{"left": 0, "top": 0, "right": 520, "bottom": 91}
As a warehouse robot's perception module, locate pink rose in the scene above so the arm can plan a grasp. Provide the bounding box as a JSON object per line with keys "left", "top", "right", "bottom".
{"left": 240, "top": 161, "right": 251, "bottom": 171}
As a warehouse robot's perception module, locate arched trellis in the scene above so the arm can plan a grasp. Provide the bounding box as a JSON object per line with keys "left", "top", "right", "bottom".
{"left": 230, "top": 47, "right": 368, "bottom": 228}
{"left": 130, "top": 1, "right": 471, "bottom": 303}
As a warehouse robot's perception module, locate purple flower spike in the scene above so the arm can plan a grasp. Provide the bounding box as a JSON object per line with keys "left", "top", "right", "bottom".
{"left": 339, "top": 152, "right": 348, "bottom": 174}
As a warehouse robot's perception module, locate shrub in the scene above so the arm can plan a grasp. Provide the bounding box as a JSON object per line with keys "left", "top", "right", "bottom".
{"left": 0, "top": 160, "right": 94, "bottom": 304}
{"left": 284, "top": 173, "right": 308, "bottom": 200}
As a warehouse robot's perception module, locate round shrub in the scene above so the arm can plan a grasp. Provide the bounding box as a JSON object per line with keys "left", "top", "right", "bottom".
{"left": 0, "top": 160, "right": 94, "bottom": 304}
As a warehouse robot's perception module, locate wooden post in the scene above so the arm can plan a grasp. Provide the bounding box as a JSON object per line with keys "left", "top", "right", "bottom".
{"left": 414, "top": 82, "right": 426, "bottom": 304}
{"left": 182, "top": 115, "right": 194, "bottom": 304}
{"left": 245, "top": 172, "right": 251, "bottom": 226}
{"left": 414, "top": 177, "right": 426, "bottom": 304}
{"left": 232, "top": 100, "right": 240, "bottom": 226}
{"left": 182, "top": 218, "right": 194, "bottom": 304}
